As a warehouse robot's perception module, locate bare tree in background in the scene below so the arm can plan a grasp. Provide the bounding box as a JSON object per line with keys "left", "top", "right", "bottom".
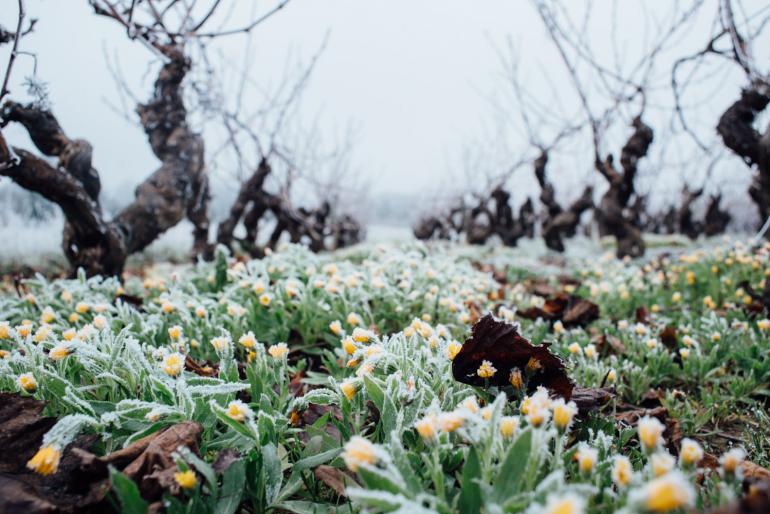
{"left": 0, "top": 1, "right": 297, "bottom": 275}
{"left": 671, "top": 0, "right": 770, "bottom": 235}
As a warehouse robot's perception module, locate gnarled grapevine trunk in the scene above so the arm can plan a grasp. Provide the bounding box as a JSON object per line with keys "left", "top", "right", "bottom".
{"left": 716, "top": 83, "right": 770, "bottom": 233}
{"left": 534, "top": 150, "right": 594, "bottom": 252}
{"left": 594, "top": 116, "right": 653, "bottom": 258}
{"left": 0, "top": 45, "right": 209, "bottom": 276}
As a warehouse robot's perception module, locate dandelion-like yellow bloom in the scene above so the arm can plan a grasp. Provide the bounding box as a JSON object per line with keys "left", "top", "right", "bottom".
{"left": 226, "top": 400, "right": 252, "bottom": 422}
{"left": 607, "top": 369, "right": 617, "bottom": 383}
{"left": 239, "top": 332, "right": 257, "bottom": 349}
{"left": 641, "top": 472, "right": 694, "bottom": 512}
{"left": 439, "top": 411, "right": 464, "bottom": 432}
{"left": 446, "top": 341, "right": 462, "bottom": 360}
{"left": 329, "top": 320, "right": 343, "bottom": 336}
{"left": 49, "top": 345, "right": 70, "bottom": 361}
{"left": 174, "top": 470, "right": 197, "bottom": 489}
{"left": 583, "top": 344, "right": 597, "bottom": 359}
{"left": 612, "top": 456, "right": 633, "bottom": 487}
{"left": 526, "top": 405, "right": 548, "bottom": 428}
{"left": 638, "top": 416, "right": 664, "bottom": 452}
{"left": 526, "top": 357, "right": 543, "bottom": 373}
{"left": 93, "top": 315, "right": 108, "bottom": 330}
{"left": 68, "top": 312, "right": 80, "bottom": 323}
{"left": 671, "top": 292, "right": 682, "bottom": 303}
{"left": 758, "top": 319, "right": 770, "bottom": 331}
{"left": 568, "top": 342, "right": 582, "bottom": 355}
{"left": 195, "top": 306, "right": 207, "bottom": 318}
{"left": 34, "top": 326, "right": 52, "bottom": 344}
{"left": 27, "top": 445, "right": 61, "bottom": 476}
{"left": 346, "top": 312, "right": 362, "bottom": 326}
{"left": 460, "top": 397, "right": 480, "bottom": 414}
{"left": 577, "top": 446, "right": 597, "bottom": 474}
{"left": 18, "top": 373, "right": 37, "bottom": 392}
{"left": 211, "top": 336, "right": 230, "bottom": 353}
{"left": 168, "top": 325, "right": 183, "bottom": 340}
{"left": 61, "top": 289, "right": 73, "bottom": 302}
{"left": 259, "top": 294, "right": 271, "bottom": 307}
{"left": 477, "top": 360, "right": 497, "bottom": 378}
{"left": 352, "top": 327, "right": 371, "bottom": 343}
{"left": 720, "top": 448, "right": 745, "bottom": 476}
{"left": 161, "top": 301, "right": 175, "bottom": 314}
{"left": 542, "top": 494, "right": 584, "bottom": 514}
{"left": 499, "top": 416, "right": 519, "bottom": 438}
{"left": 340, "top": 379, "right": 357, "bottom": 400}
{"left": 0, "top": 350, "right": 9, "bottom": 359}
{"left": 650, "top": 452, "right": 675, "bottom": 477}
{"left": 552, "top": 400, "right": 577, "bottom": 432}
{"left": 16, "top": 324, "right": 32, "bottom": 338}
{"left": 163, "top": 353, "right": 184, "bottom": 377}
{"left": 267, "top": 343, "right": 289, "bottom": 359}
{"left": 415, "top": 414, "right": 438, "bottom": 440}
{"left": 679, "top": 438, "right": 703, "bottom": 466}
{"left": 342, "top": 436, "right": 376, "bottom": 472}
{"left": 553, "top": 321, "right": 564, "bottom": 334}
{"left": 40, "top": 307, "right": 55, "bottom": 324}
{"left": 0, "top": 322, "right": 11, "bottom": 339}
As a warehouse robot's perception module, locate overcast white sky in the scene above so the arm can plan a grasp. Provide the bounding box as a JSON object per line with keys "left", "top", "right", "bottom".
{"left": 1, "top": 1, "right": 767, "bottom": 224}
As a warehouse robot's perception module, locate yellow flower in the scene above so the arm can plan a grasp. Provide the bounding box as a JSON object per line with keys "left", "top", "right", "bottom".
{"left": 0, "top": 350, "right": 9, "bottom": 359}
{"left": 259, "top": 294, "right": 271, "bottom": 306}
{"left": 0, "top": 322, "right": 11, "bottom": 339}
{"left": 679, "top": 348, "right": 690, "bottom": 360}
{"left": 75, "top": 302, "right": 90, "bottom": 314}
{"left": 352, "top": 327, "right": 371, "bottom": 343}
{"left": 583, "top": 344, "right": 597, "bottom": 359}
{"left": 671, "top": 292, "right": 681, "bottom": 303}
{"left": 686, "top": 271, "right": 696, "bottom": 285}
{"left": 346, "top": 312, "right": 363, "bottom": 326}
{"left": 163, "top": 353, "right": 184, "bottom": 377}
{"left": 49, "top": 345, "right": 71, "bottom": 361}
{"left": 607, "top": 369, "right": 617, "bottom": 383}
{"left": 638, "top": 416, "right": 664, "bottom": 452}
{"left": 720, "top": 448, "right": 745, "bottom": 476}
{"left": 612, "top": 456, "right": 633, "bottom": 487}
{"left": 758, "top": 319, "right": 770, "bottom": 331}
{"left": 27, "top": 445, "right": 62, "bottom": 475}
{"left": 640, "top": 471, "right": 694, "bottom": 512}
{"left": 577, "top": 445, "right": 598, "bottom": 474}
{"left": 226, "top": 400, "right": 252, "bottom": 422}
{"left": 16, "top": 324, "right": 32, "bottom": 337}
{"left": 415, "top": 414, "right": 438, "bottom": 440}
{"left": 499, "top": 416, "right": 520, "bottom": 438}
{"left": 195, "top": 306, "right": 207, "bottom": 318}
{"left": 253, "top": 280, "right": 265, "bottom": 294}
{"left": 526, "top": 405, "right": 548, "bottom": 427}
{"left": 553, "top": 321, "right": 564, "bottom": 334}
{"left": 356, "top": 363, "right": 374, "bottom": 377}
{"left": 40, "top": 307, "right": 55, "bottom": 324}
{"left": 68, "top": 312, "right": 80, "bottom": 323}
{"left": 650, "top": 452, "right": 675, "bottom": 477}
{"left": 439, "top": 411, "right": 465, "bottom": 432}
{"left": 568, "top": 342, "right": 582, "bottom": 355}
{"left": 679, "top": 438, "right": 703, "bottom": 467}
{"left": 446, "top": 341, "right": 462, "bottom": 360}
{"left": 268, "top": 343, "right": 289, "bottom": 359}
{"left": 93, "top": 315, "right": 108, "bottom": 330}
{"left": 211, "top": 336, "right": 230, "bottom": 353}
{"left": 34, "top": 325, "right": 52, "bottom": 344}
{"left": 238, "top": 332, "right": 257, "bottom": 349}
{"left": 552, "top": 400, "right": 577, "bottom": 432}
{"left": 329, "top": 320, "right": 343, "bottom": 336}
{"left": 460, "top": 397, "right": 480, "bottom": 414}
{"left": 168, "top": 325, "right": 183, "bottom": 340}
{"left": 18, "top": 373, "right": 37, "bottom": 392}
{"left": 646, "top": 338, "right": 658, "bottom": 350}
{"left": 161, "top": 301, "right": 175, "bottom": 314}
{"left": 61, "top": 289, "right": 73, "bottom": 302}
{"left": 174, "top": 470, "right": 197, "bottom": 489}
{"left": 342, "top": 436, "right": 376, "bottom": 472}
{"left": 526, "top": 357, "right": 543, "bottom": 373}
{"left": 542, "top": 493, "right": 585, "bottom": 514}
{"left": 340, "top": 379, "right": 357, "bottom": 400}
{"left": 477, "top": 360, "right": 496, "bottom": 378}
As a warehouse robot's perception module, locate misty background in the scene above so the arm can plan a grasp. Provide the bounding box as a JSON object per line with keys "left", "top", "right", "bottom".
{"left": 0, "top": 1, "right": 766, "bottom": 263}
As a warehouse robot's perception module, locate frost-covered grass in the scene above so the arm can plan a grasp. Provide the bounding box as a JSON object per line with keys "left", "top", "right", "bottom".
{"left": 1, "top": 241, "right": 769, "bottom": 513}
